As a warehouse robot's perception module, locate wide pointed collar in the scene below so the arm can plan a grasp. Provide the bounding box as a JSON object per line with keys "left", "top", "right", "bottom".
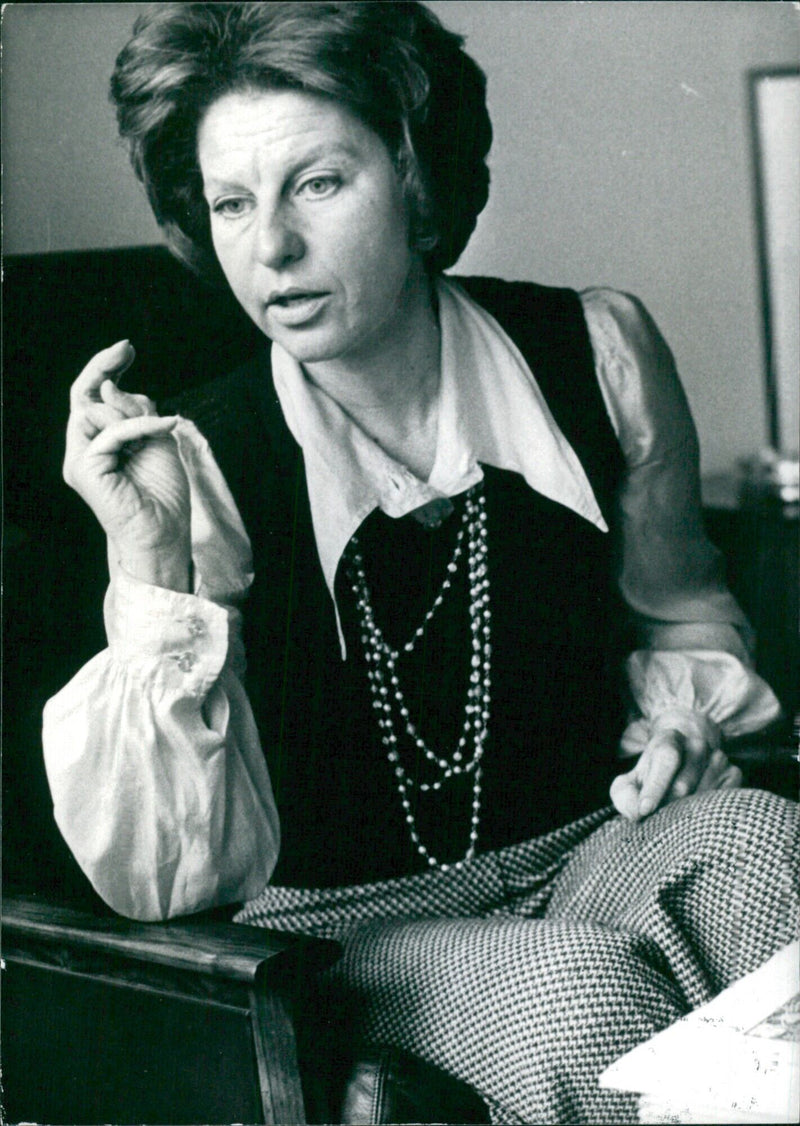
{"left": 271, "top": 276, "right": 607, "bottom": 654}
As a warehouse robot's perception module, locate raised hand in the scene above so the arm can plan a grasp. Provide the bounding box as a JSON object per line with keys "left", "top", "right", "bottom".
{"left": 64, "top": 340, "right": 191, "bottom": 591}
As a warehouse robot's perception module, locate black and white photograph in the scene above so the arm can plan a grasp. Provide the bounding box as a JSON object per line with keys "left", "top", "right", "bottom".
{"left": 3, "top": 3, "right": 798, "bottom": 1124}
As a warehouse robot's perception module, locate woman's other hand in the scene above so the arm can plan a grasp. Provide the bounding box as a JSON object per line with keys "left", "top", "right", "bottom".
{"left": 64, "top": 340, "right": 191, "bottom": 592}
{"left": 610, "top": 709, "right": 743, "bottom": 820}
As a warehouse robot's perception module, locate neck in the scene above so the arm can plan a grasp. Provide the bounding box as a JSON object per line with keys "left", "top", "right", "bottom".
{"left": 303, "top": 270, "right": 442, "bottom": 477}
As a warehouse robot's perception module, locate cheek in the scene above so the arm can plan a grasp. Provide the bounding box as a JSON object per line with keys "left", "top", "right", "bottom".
{"left": 212, "top": 233, "right": 255, "bottom": 300}
{"left": 372, "top": 189, "right": 412, "bottom": 255}
{"left": 339, "top": 196, "right": 412, "bottom": 290}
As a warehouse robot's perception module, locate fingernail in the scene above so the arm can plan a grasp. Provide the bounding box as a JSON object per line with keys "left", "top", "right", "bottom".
{"left": 639, "top": 797, "right": 655, "bottom": 816}
{"left": 109, "top": 340, "right": 135, "bottom": 381}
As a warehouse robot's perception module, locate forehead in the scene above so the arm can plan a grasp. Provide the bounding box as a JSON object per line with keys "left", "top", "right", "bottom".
{"left": 197, "top": 88, "right": 386, "bottom": 178}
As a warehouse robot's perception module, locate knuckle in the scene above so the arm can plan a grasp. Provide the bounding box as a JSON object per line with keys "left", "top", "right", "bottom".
{"left": 609, "top": 774, "right": 627, "bottom": 798}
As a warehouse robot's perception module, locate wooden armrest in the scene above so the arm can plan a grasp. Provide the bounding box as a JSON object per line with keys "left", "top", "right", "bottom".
{"left": 2, "top": 893, "right": 340, "bottom": 1125}
{"left": 3, "top": 892, "right": 338, "bottom": 982}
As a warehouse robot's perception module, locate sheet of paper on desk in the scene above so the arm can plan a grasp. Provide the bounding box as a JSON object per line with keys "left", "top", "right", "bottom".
{"left": 599, "top": 940, "right": 799, "bottom": 1125}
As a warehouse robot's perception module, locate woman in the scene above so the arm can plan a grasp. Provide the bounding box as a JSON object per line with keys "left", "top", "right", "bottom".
{"left": 43, "top": 3, "right": 798, "bottom": 1123}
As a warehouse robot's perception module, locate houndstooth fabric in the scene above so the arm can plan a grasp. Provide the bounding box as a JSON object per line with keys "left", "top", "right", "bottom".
{"left": 236, "top": 788, "right": 800, "bottom": 1124}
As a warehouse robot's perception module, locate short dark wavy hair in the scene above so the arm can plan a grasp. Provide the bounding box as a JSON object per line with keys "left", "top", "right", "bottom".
{"left": 110, "top": 1, "right": 492, "bottom": 279}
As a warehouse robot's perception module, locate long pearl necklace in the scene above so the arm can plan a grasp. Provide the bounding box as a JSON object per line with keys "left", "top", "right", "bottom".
{"left": 347, "top": 484, "right": 491, "bottom": 869}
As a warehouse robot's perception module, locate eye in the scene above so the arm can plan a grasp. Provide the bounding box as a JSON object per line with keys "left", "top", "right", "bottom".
{"left": 211, "top": 196, "right": 251, "bottom": 218}
{"left": 296, "top": 175, "right": 340, "bottom": 199}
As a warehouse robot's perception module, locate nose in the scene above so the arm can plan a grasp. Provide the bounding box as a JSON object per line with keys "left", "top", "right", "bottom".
{"left": 254, "top": 205, "right": 304, "bottom": 269}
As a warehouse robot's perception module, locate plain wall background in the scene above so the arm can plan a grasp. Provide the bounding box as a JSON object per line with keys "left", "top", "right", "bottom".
{"left": 3, "top": 1, "right": 797, "bottom": 473}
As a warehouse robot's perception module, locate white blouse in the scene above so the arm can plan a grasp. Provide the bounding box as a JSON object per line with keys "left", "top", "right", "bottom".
{"left": 42, "top": 280, "right": 782, "bottom": 920}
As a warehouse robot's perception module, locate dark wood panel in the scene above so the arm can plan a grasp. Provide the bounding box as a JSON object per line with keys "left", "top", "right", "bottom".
{"left": 251, "top": 982, "right": 308, "bottom": 1124}
{"left": 2, "top": 958, "right": 265, "bottom": 1125}
{"left": 1, "top": 896, "right": 340, "bottom": 1125}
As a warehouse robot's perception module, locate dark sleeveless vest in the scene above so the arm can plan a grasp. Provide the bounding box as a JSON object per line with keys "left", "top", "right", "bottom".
{"left": 173, "top": 278, "right": 628, "bottom": 888}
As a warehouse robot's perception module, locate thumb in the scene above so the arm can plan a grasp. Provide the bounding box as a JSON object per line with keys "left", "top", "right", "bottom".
{"left": 610, "top": 762, "right": 645, "bottom": 820}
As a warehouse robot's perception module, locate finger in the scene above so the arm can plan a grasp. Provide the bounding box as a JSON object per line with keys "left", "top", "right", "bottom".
{"left": 66, "top": 380, "right": 154, "bottom": 451}
{"left": 610, "top": 768, "right": 644, "bottom": 820}
{"left": 718, "top": 764, "right": 743, "bottom": 789}
{"left": 665, "top": 739, "right": 709, "bottom": 801}
{"left": 99, "top": 379, "right": 156, "bottom": 418}
{"left": 65, "top": 414, "right": 178, "bottom": 488}
{"left": 638, "top": 731, "right": 684, "bottom": 817}
{"left": 696, "top": 753, "right": 742, "bottom": 795}
{"left": 65, "top": 404, "right": 124, "bottom": 455}
{"left": 82, "top": 401, "right": 130, "bottom": 434}
{"left": 67, "top": 400, "right": 134, "bottom": 449}
{"left": 70, "top": 340, "right": 136, "bottom": 406}
{"left": 694, "top": 749, "right": 733, "bottom": 794}
{"left": 85, "top": 414, "right": 179, "bottom": 459}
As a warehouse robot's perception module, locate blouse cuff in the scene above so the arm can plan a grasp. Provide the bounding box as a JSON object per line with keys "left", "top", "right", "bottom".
{"left": 104, "top": 569, "right": 238, "bottom": 695}
{"left": 621, "top": 649, "right": 783, "bottom": 757}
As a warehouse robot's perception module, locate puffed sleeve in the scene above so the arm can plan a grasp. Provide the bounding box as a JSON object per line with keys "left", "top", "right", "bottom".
{"left": 42, "top": 419, "right": 280, "bottom": 920}
{"left": 580, "top": 288, "right": 782, "bottom": 754}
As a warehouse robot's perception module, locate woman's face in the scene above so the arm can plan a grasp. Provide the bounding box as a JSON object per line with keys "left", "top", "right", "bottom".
{"left": 198, "top": 88, "right": 428, "bottom": 369}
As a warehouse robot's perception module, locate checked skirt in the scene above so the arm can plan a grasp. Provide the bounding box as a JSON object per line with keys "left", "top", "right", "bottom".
{"left": 236, "top": 788, "right": 800, "bottom": 1124}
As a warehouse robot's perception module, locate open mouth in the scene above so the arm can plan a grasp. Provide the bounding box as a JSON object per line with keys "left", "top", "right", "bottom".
{"left": 269, "top": 291, "right": 326, "bottom": 307}
{"left": 266, "top": 291, "right": 329, "bottom": 325}
{"left": 271, "top": 292, "right": 317, "bottom": 306}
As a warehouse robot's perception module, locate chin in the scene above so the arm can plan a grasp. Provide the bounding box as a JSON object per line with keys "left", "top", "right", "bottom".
{"left": 268, "top": 332, "right": 345, "bottom": 365}
{"left": 264, "top": 321, "right": 368, "bottom": 366}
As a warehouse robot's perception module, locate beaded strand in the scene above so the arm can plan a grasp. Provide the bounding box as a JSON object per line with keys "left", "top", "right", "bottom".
{"left": 347, "top": 485, "right": 491, "bottom": 869}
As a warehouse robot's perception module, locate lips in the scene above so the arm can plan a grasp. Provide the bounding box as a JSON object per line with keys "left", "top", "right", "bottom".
{"left": 267, "top": 288, "right": 325, "bottom": 305}
{"left": 265, "top": 290, "right": 329, "bottom": 327}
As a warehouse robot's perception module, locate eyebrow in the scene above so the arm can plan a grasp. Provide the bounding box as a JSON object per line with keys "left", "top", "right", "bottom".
{"left": 201, "top": 141, "right": 362, "bottom": 194}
